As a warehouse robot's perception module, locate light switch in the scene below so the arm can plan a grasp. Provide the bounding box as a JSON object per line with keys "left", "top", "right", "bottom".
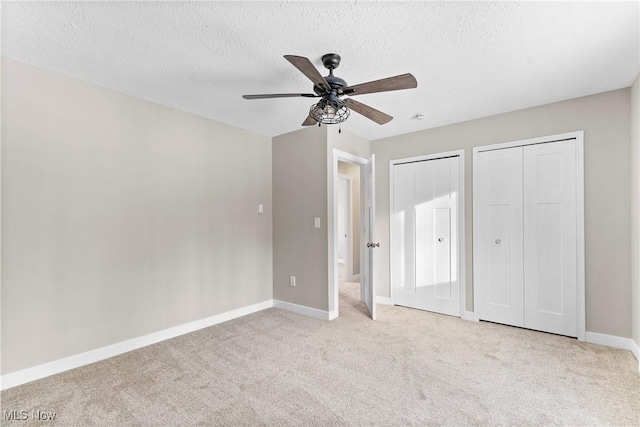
{"left": 258, "top": 204, "right": 264, "bottom": 214}
{"left": 314, "top": 217, "right": 321, "bottom": 228}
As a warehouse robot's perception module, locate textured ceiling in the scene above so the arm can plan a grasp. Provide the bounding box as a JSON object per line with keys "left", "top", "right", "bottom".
{"left": 2, "top": 1, "right": 639, "bottom": 140}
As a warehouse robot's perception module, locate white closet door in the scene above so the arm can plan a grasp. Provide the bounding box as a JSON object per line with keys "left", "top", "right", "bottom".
{"left": 523, "top": 141, "right": 577, "bottom": 336}
{"left": 393, "top": 156, "right": 460, "bottom": 316}
{"left": 475, "top": 148, "right": 524, "bottom": 326}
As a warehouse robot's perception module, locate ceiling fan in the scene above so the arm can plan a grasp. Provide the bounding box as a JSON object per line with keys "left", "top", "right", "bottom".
{"left": 242, "top": 53, "right": 417, "bottom": 127}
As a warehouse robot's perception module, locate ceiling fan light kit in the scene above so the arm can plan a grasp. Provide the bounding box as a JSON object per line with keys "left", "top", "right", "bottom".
{"left": 243, "top": 53, "right": 417, "bottom": 128}
{"left": 309, "top": 101, "right": 350, "bottom": 124}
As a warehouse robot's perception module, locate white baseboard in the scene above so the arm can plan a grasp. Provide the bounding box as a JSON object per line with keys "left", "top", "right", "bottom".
{"left": 328, "top": 310, "right": 338, "bottom": 321}
{"left": 272, "top": 299, "right": 331, "bottom": 320}
{"left": 350, "top": 274, "right": 360, "bottom": 282}
{"left": 0, "top": 299, "right": 274, "bottom": 391}
{"left": 585, "top": 332, "right": 640, "bottom": 363}
{"left": 375, "top": 296, "right": 392, "bottom": 305}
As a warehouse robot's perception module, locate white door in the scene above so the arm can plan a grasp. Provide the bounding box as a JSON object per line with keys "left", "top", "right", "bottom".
{"left": 523, "top": 140, "right": 577, "bottom": 336}
{"left": 363, "top": 155, "right": 376, "bottom": 320}
{"left": 475, "top": 147, "right": 524, "bottom": 327}
{"left": 392, "top": 156, "right": 461, "bottom": 316}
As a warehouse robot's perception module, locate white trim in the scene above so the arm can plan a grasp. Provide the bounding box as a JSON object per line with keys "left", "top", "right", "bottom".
{"left": 375, "top": 296, "right": 393, "bottom": 305}
{"left": 575, "top": 135, "right": 586, "bottom": 341}
{"left": 585, "top": 332, "right": 640, "bottom": 363}
{"left": 389, "top": 150, "right": 466, "bottom": 317}
{"left": 462, "top": 310, "right": 477, "bottom": 321}
{"left": 351, "top": 274, "right": 361, "bottom": 282}
{"left": 472, "top": 131, "right": 582, "bottom": 154}
{"left": 472, "top": 148, "right": 481, "bottom": 323}
{"left": 333, "top": 149, "right": 370, "bottom": 165}
{"left": 0, "top": 300, "right": 274, "bottom": 391}
{"left": 389, "top": 158, "right": 395, "bottom": 304}
{"left": 458, "top": 152, "right": 467, "bottom": 318}
{"left": 472, "top": 131, "right": 586, "bottom": 341}
{"left": 273, "top": 299, "right": 331, "bottom": 320}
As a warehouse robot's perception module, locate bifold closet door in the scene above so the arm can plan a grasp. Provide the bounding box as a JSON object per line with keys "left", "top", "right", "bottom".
{"left": 474, "top": 148, "right": 524, "bottom": 326}
{"left": 523, "top": 141, "right": 577, "bottom": 337}
{"left": 475, "top": 139, "right": 579, "bottom": 337}
{"left": 392, "top": 156, "right": 460, "bottom": 316}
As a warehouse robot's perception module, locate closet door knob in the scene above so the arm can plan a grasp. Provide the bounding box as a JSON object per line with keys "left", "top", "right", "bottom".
{"left": 495, "top": 239, "right": 502, "bottom": 244}
{"left": 438, "top": 238, "right": 445, "bottom": 242}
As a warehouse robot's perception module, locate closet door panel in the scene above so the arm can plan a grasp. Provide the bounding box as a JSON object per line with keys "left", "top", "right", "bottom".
{"left": 523, "top": 141, "right": 577, "bottom": 337}
{"left": 475, "top": 148, "right": 524, "bottom": 327}
{"left": 393, "top": 163, "right": 423, "bottom": 295}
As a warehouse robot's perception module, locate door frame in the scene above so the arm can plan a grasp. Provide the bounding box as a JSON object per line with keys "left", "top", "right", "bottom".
{"left": 472, "top": 130, "right": 585, "bottom": 341}
{"left": 337, "top": 174, "right": 354, "bottom": 281}
{"left": 329, "top": 149, "right": 369, "bottom": 320}
{"left": 389, "top": 149, "right": 468, "bottom": 319}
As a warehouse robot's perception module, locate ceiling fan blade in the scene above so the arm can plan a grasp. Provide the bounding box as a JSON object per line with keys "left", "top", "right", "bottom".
{"left": 284, "top": 55, "right": 331, "bottom": 92}
{"left": 342, "top": 73, "right": 417, "bottom": 96}
{"left": 302, "top": 115, "right": 317, "bottom": 126}
{"left": 343, "top": 98, "right": 393, "bottom": 125}
{"left": 243, "top": 93, "right": 318, "bottom": 100}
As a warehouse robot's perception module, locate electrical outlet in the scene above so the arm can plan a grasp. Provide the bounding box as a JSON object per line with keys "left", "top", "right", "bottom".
{"left": 290, "top": 276, "right": 296, "bottom": 287}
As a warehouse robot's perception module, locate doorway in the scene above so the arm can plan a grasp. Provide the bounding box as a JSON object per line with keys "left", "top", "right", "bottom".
{"left": 330, "top": 150, "right": 376, "bottom": 320}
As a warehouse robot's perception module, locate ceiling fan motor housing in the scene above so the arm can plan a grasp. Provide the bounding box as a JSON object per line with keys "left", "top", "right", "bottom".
{"left": 325, "top": 74, "right": 347, "bottom": 89}
{"left": 313, "top": 74, "right": 347, "bottom": 95}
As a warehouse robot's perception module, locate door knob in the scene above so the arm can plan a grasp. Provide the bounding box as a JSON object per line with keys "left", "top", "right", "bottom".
{"left": 495, "top": 239, "right": 502, "bottom": 244}
{"left": 438, "top": 237, "right": 445, "bottom": 242}
{"left": 367, "top": 242, "right": 380, "bottom": 248}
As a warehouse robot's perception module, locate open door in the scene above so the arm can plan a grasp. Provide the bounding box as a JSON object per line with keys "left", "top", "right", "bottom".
{"left": 363, "top": 154, "right": 377, "bottom": 320}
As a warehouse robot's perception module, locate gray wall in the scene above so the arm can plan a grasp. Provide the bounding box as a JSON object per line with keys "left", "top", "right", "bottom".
{"left": 631, "top": 73, "right": 640, "bottom": 349}
{"left": 1, "top": 59, "right": 273, "bottom": 375}
{"left": 272, "top": 126, "right": 329, "bottom": 310}
{"left": 372, "top": 89, "right": 632, "bottom": 338}
{"left": 272, "top": 126, "right": 369, "bottom": 313}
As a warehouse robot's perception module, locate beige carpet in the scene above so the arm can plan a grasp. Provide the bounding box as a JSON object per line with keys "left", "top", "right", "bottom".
{"left": 2, "top": 281, "right": 639, "bottom": 426}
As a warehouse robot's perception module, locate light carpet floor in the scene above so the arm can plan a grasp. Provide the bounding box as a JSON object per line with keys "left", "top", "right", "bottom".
{"left": 1, "top": 281, "right": 639, "bottom": 426}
